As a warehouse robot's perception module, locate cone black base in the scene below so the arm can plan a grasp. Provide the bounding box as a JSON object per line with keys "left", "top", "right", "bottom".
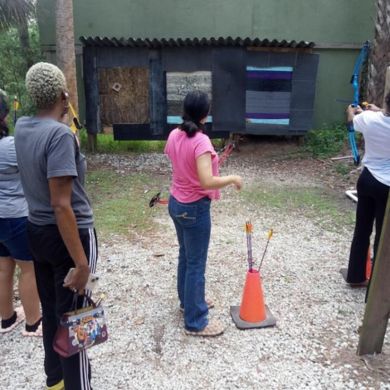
{"left": 340, "top": 268, "right": 368, "bottom": 287}
{"left": 230, "top": 305, "right": 276, "bottom": 330}
{"left": 340, "top": 267, "right": 348, "bottom": 282}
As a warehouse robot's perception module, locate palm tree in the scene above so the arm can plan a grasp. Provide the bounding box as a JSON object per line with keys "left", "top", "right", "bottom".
{"left": 0, "top": 0, "right": 35, "bottom": 69}
{"left": 55, "top": 0, "right": 78, "bottom": 114}
{"left": 367, "top": 0, "right": 390, "bottom": 106}
{"left": 0, "top": 0, "right": 34, "bottom": 30}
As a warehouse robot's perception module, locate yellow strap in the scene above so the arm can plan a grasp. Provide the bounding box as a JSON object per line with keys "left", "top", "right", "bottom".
{"left": 69, "top": 102, "right": 77, "bottom": 119}
{"left": 69, "top": 103, "right": 79, "bottom": 134}
{"left": 13, "top": 98, "right": 20, "bottom": 111}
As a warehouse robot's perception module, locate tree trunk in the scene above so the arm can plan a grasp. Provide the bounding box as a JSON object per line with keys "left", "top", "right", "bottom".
{"left": 55, "top": 0, "right": 78, "bottom": 113}
{"left": 367, "top": 0, "right": 390, "bottom": 105}
{"left": 17, "top": 17, "right": 32, "bottom": 69}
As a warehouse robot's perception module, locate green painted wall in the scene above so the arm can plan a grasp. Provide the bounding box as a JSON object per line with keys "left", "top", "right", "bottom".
{"left": 313, "top": 49, "right": 359, "bottom": 127}
{"left": 37, "top": 0, "right": 375, "bottom": 128}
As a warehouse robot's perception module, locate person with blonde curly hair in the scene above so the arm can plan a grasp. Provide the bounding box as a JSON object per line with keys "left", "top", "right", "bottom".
{"left": 14, "top": 62, "right": 97, "bottom": 390}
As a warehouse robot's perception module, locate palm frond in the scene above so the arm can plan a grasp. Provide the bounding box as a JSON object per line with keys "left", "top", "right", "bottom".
{"left": 0, "top": 0, "right": 35, "bottom": 30}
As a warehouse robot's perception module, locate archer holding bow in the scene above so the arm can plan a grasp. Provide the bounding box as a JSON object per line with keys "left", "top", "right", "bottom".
{"left": 344, "top": 92, "right": 390, "bottom": 292}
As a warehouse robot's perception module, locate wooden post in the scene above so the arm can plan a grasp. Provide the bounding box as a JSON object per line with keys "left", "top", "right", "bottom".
{"left": 357, "top": 198, "right": 390, "bottom": 355}
{"left": 357, "top": 66, "right": 390, "bottom": 355}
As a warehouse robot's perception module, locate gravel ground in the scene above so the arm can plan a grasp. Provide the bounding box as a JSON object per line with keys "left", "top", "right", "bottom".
{"left": 2, "top": 146, "right": 390, "bottom": 390}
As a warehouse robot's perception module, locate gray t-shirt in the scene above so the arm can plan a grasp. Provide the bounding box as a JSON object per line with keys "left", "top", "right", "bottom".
{"left": 0, "top": 136, "right": 28, "bottom": 218}
{"left": 14, "top": 116, "right": 93, "bottom": 228}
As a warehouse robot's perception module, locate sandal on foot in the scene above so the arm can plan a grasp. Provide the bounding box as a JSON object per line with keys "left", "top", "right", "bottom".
{"left": 180, "top": 298, "right": 214, "bottom": 313}
{"left": 184, "top": 319, "right": 225, "bottom": 337}
{"left": 22, "top": 321, "right": 43, "bottom": 337}
{"left": 0, "top": 307, "right": 25, "bottom": 334}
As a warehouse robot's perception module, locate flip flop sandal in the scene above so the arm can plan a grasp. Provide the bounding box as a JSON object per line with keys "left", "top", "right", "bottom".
{"left": 179, "top": 298, "right": 214, "bottom": 313}
{"left": 46, "top": 379, "right": 65, "bottom": 390}
{"left": 184, "top": 319, "right": 225, "bottom": 337}
{"left": 22, "top": 322, "right": 43, "bottom": 337}
{"left": 0, "top": 307, "right": 25, "bottom": 334}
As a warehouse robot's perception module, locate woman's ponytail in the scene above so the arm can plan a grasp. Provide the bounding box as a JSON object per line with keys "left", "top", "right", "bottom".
{"left": 179, "top": 91, "right": 210, "bottom": 138}
{"left": 181, "top": 115, "right": 201, "bottom": 138}
{"left": 0, "top": 89, "right": 9, "bottom": 139}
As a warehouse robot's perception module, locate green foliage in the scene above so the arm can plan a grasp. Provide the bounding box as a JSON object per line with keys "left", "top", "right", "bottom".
{"left": 334, "top": 162, "right": 351, "bottom": 176}
{"left": 79, "top": 131, "right": 166, "bottom": 153}
{"left": 0, "top": 22, "right": 42, "bottom": 121}
{"left": 304, "top": 123, "right": 360, "bottom": 158}
{"left": 78, "top": 131, "right": 226, "bottom": 154}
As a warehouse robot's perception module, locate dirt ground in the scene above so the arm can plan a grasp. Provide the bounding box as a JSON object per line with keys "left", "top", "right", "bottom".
{"left": 2, "top": 138, "right": 390, "bottom": 390}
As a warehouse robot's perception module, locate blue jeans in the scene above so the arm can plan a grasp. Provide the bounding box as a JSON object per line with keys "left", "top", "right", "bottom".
{"left": 168, "top": 195, "right": 211, "bottom": 331}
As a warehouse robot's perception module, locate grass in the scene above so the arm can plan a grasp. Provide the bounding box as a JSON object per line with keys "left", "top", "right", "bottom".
{"left": 334, "top": 162, "right": 351, "bottom": 176}
{"left": 86, "top": 170, "right": 166, "bottom": 237}
{"left": 242, "top": 184, "right": 355, "bottom": 230}
{"left": 79, "top": 131, "right": 166, "bottom": 154}
{"left": 78, "top": 131, "right": 225, "bottom": 154}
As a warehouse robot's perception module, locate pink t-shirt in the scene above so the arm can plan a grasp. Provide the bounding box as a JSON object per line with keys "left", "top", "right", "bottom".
{"left": 165, "top": 128, "right": 220, "bottom": 203}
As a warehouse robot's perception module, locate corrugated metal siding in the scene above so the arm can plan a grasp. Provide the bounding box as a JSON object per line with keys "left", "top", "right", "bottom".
{"left": 80, "top": 36, "right": 314, "bottom": 49}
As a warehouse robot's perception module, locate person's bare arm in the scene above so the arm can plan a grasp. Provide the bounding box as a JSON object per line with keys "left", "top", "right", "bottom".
{"left": 196, "top": 153, "right": 242, "bottom": 190}
{"left": 366, "top": 103, "right": 382, "bottom": 112}
{"left": 49, "top": 176, "right": 89, "bottom": 291}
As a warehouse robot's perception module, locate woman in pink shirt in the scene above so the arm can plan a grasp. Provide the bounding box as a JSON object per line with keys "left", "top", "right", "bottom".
{"left": 165, "top": 91, "right": 242, "bottom": 337}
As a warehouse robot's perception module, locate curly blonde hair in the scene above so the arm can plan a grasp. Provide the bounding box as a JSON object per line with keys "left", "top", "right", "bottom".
{"left": 26, "top": 62, "right": 67, "bottom": 109}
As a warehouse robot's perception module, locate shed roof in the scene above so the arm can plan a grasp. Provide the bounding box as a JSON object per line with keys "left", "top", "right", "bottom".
{"left": 80, "top": 36, "right": 315, "bottom": 49}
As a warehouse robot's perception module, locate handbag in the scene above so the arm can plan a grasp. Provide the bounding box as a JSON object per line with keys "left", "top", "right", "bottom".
{"left": 53, "top": 294, "right": 108, "bottom": 358}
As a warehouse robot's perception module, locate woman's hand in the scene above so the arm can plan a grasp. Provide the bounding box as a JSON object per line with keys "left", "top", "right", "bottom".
{"left": 63, "top": 265, "right": 90, "bottom": 293}
{"left": 231, "top": 175, "right": 243, "bottom": 190}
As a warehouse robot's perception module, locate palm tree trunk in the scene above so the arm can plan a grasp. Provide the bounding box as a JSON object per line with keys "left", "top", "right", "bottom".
{"left": 367, "top": 0, "right": 390, "bottom": 106}
{"left": 55, "top": 0, "right": 78, "bottom": 113}
{"left": 17, "top": 17, "right": 32, "bottom": 69}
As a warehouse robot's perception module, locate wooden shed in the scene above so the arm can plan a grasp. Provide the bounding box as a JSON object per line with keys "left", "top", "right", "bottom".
{"left": 81, "top": 36, "right": 318, "bottom": 140}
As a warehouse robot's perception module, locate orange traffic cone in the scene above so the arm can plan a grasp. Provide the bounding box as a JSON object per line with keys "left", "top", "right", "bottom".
{"left": 365, "top": 248, "right": 372, "bottom": 281}
{"left": 230, "top": 269, "right": 276, "bottom": 329}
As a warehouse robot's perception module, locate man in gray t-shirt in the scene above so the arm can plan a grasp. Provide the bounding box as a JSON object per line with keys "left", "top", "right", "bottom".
{"left": 15, "top": 62, "right": 97, "bottom": 390}
{"left": 15, "top": 117, "right": 93, "bottom": 229}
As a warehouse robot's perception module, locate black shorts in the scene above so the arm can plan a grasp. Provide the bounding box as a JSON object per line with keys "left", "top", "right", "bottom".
{"left": 0, "top": 217, "right": 33, "bottom": 260}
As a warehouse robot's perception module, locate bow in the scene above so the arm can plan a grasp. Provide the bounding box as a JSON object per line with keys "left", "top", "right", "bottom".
{"left": 149, "top": 192, "right": 168, "bottom": 208}
{"left": 348, "top": 41, "right": 370, "bottom": 165}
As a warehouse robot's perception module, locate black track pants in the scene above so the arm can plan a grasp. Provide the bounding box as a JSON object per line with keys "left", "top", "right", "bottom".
{"left": 27, "top": 222, "right": 98, "bottom": 390}
{"left": 347, "top": 168, "right": 389, "bottom": 283}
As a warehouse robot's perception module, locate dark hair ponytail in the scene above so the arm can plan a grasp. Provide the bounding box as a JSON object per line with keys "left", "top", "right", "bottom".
{"left": 0, "top": 122, "right": 8, "bottom": 139}
{"left": 0, "top": 90, "right": 9, "bottom": 139}
{"left": 180, "top": 90, "right": 210, "bottom": 138}
{"left": 385, "top": 92, "right": 390, "bottom": 112}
